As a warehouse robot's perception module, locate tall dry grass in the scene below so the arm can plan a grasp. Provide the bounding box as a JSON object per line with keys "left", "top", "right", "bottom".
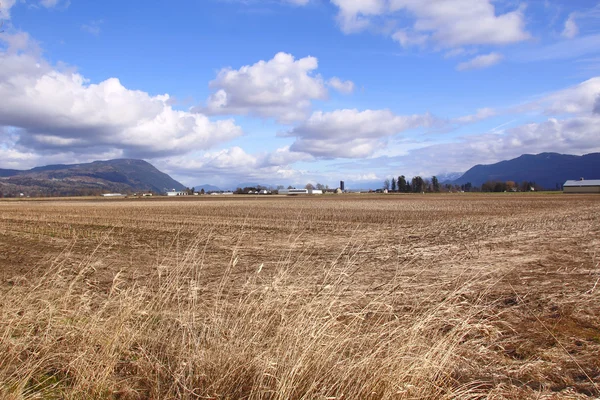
{"left": 0, "top": 229, "right": 503, "bottom": 399}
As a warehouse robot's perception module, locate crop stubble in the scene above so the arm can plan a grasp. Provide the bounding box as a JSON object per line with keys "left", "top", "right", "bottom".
{"left": 0, "top": 194, "right": 599, "bottom": 399}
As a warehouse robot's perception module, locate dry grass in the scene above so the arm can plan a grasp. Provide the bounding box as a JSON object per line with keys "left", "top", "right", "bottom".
{"left": 0, "top": 194, "right": 599, "bottom": 399}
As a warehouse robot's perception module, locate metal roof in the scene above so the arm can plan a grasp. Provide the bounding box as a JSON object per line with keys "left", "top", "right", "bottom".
{"left": 564, "top": 179, "right": 600, "bottom": 187}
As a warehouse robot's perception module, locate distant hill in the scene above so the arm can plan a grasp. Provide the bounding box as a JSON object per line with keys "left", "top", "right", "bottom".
{"left": 194, "top": 184, "right": 221, "bottom": 192}
{"left": 452, "top": 153, "right": 600, "bottom": 189}
{"left": 436, "top": 172, "right": 463, "bottom": 183}
{"left": 0, "top": 159, "right": 185, "bottom": 196}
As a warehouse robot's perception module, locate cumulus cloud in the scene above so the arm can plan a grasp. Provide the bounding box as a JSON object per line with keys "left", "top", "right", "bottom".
{"left": 353, "top": 114, "right": 600, "bottom": 180}
{"left": 330, "top": 0, "right": 530, "bottom": 48}
{"left": 0, "top": 32, "right": 242, "bottom": 165}
{"left": 536, "top": 77, "right": 600, "bottom": 115}
{"left": 392, "top": 29, "right": 428, "bottom": 47}
{"left": 562, "top": 13, "right": 579, "bottom": 39}
{"left": 157, "top": 146, "right": 313, "bottom": 186}
{"left": 0, "top": 0, "right": 17, "bottom": 19}
{"left": 199, "top": 52, "right": 331, "bottom": 123}
{"left": 282, "top": 108, "right": 438, "bottom": 158}
{"left": 331, "top": 0, "right": 387, "bottom": 33}
{"left": 456, "top": 52, "right": 503, "bottom": 71}
{"left": 327, "top": 77, "right": 355, "bottom": 94}
{"left": 594, "top": 95, "right": 600, "bottom": 115}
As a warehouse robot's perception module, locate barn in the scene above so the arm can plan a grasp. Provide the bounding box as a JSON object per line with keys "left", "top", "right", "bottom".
{"left": 563, "top": 179, "right": 600, "bottom": 193}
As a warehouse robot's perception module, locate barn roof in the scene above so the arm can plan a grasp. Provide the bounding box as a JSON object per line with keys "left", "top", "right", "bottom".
{"left": 564, "top": 179, "right": 600, "bottom": 187}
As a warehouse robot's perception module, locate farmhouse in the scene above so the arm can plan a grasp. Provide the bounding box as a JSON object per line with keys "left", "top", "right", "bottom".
{"left": 563, "top": 179, "right": 600, "bottom": 193}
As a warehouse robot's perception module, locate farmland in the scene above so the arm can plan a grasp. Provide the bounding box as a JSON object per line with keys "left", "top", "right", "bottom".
{"left": 0, "top": 194, "right": 599, "bottom": 399}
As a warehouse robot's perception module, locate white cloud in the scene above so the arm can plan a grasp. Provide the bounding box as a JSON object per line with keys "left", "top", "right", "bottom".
{"left": 392, "top": 29, "right": 428, "bottom": 47}
{"left": 330, "top": 0, "right": 530, "bottom": 48}
{"left": 283, "top": 108, "right": 437, "bottom": 158}
{"left": 0, "top": 32, "right": 242, "bottom": 164}
{"left": 0, "top": 0, "right": 17, "bottom": 19}
{"left": 81, "top": 20, "right": 103, "bottom": 36}
{"left": 562, "top": 13, "right": 579, "bottom": 39}
{"left": 331, "top": 0, "right": 387, "bottom": 33}
{"left": 456, "top": 52, "right": 503, "bottom": 71}
{"left": 454, "top": 107, "right": 496, "bottom": 123}
{"left": 284, "top": 0, "right": 310, "bottom": 5}
{"left": 157, "top": 146, "right": 313, "bottom": 187}
{"left": 199, "top": 52, "right": 329, "bottom": 123}
{"left": 534, "top": 77, "right": 600, "bottom": 115}
{"left": 327, "top": 77, "right": 355, "bottom": 94}
{"left": 0, "top": 0, "right": 66, "bottom": 17}
{"left": 355, "top": 114, "right": 600, "bottom": 180}
{"left": 39, "top": 0, "right": 63, "bottom": 7}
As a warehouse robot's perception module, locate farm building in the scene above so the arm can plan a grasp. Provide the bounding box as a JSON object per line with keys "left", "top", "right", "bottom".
{"left": 563, "top": 179, "right": 600, "bottom": 193}
{"left": 278, "top": 188, "right": 323, "bottom": 195}
{"left": 166, "top": 190, "right": 187, "bottom": 196}
{"left": 101, "top": 193, "right": 126, "bottom": 197}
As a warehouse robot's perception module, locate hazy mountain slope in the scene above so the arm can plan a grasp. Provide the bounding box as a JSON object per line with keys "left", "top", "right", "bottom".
{"left": 452, "top": 153, "right": 600, "bottom": 189}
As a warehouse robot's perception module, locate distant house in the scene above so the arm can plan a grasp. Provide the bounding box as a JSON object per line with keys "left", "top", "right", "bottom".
{"left": 563, "top": 179, "right": 600, "bottom": 193}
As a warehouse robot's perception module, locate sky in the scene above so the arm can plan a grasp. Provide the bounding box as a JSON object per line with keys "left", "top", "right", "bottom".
{"left": 1, "top": 0, "right": 600, "bottom": 189}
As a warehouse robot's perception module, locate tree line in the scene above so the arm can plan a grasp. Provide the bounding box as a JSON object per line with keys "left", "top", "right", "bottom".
{"left": 382, "top": 177, "right": 542, "bottom": 193}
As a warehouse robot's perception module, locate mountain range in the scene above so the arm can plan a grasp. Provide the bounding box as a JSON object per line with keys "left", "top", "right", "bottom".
{"left": 2, "top": 152, "right": 599, "bottom": 197}
{"left": 0, "top": 159, "right": 185, "bottom": 196}
{"left": 452, "top": 152, "right": 600, "bottom": 189}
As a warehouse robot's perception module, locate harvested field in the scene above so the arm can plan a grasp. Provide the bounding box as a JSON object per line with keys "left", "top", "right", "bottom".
{"left": 0, "top": 193, "right": 599, "bottom": 399}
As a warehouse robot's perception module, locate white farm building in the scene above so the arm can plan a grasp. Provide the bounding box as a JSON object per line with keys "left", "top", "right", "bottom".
{"left": 563, "top": 179, "right": 600, "bottom": 193}
{"left": 166, "top": 190, "right": 188, "bottom": 196}
{"left": 278, "top": 188, "right": 323, "bottom": 195}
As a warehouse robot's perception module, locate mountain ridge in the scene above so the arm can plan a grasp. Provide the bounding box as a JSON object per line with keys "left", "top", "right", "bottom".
{"left": 0, "top": 159, "right": 185, "bottom": 196}
{"left": 452, "top": 152, "right": 600, "bottom": 189}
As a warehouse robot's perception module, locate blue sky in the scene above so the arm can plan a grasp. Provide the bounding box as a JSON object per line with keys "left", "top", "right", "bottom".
{"left": 1, "top": 0, "right": 600, "bottom": 189}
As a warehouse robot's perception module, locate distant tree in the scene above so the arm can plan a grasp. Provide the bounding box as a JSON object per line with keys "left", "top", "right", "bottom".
{"left": 431, "top": 176, "right": 440, "bottom": 192}
{"left": 200, "top": 188, "right": 205, "bottom": 195}
{"left": 305, "top": 183, "right": 314, "bottom": 190}
{"left": 287, "top": 185, "right": 294, "bottom": 189}
{"left": 481, "top": 181, "right": 494, "bottom": 192}
{"left": 494, "top": 181, "right": 507, "bottom": 192}
{"left": 383, "top": 179, "right": 390, "bottom": 191}
{"left": 397, "top": 175, "right": 407, "bottom": 193}
{"left": 316, "top": 183, "right": 325, "bottom": 190}
{"left": 461, "top": 182, "right": 472, "bottom": 192}
{"left": 505, "top": 181, "right": 516, "bottom": 192}
{"left": 423, "top": 178, "right": 431, "bottom": 192}
{"left": 405, "top": 179, "right": 411, "bottom": 193}
{"left": 411, "top": 176, "right": 424, "bottom": 193}
{"left": 391, "top": 177, "right": 397, "bottom": 192}
{"left": 277, "top": 185, "right": 284, "bottom": 190}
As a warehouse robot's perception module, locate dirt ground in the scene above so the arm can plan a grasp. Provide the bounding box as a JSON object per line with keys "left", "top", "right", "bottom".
{"left": 1, "top": 193, "right": 599, "bottom": 398}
